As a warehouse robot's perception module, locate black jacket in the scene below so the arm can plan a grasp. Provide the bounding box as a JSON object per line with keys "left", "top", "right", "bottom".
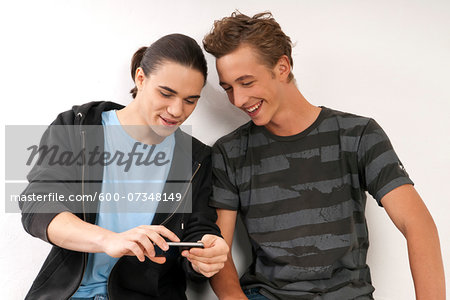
{"left": 20, "top": 101, "right": 220, "bottom": 300}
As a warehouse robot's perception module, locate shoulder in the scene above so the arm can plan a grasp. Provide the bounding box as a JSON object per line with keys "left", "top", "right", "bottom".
{"left": 51, "top": 109, "right": 77, "bottom": 126}
{"left": 50, "top": 101, "right": 124, "bottom": 125}
{"left": 213, "top": 121, "right": 253, "bottom": 151}
{"left": 191, "top": 135, "right": 211, "bottom": 162}
{"left": 316, "top": 107, "right": 386, "bottom": 142}
{"left": 175, "top": 129, "right": 211, "bottom": 163}
{"left": 312, "top": 107, "right": 388, "bottom": 154}
{"left": 319, "top": 107, "right": 373, "bottom": 132}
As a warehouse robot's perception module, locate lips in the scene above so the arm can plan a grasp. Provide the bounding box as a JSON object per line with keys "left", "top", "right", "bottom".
{"left": 244, "top": 100, "right": 263, "bottom": 117}
{"left": 160, "top": 116, "right": 179, "bottom": 126}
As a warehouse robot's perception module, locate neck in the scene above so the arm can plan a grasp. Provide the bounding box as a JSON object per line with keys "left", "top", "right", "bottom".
{"left": 265, "top": 81, "right": 321, "bottom": 136}
{"left": 116, "top": 99, "right": 165, "bottom": 144}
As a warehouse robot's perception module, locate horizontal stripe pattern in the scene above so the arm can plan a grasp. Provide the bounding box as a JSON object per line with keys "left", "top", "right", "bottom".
{"left": 245, "top": 199, "right": 355, "bottom": 233}
{"left": 210, "top": 107, "right": 412, "bottom": 298}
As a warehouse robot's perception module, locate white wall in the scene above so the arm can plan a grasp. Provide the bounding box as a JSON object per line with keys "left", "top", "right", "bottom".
{"left": 1, "top": 0, "right": 449, "bottom": 299}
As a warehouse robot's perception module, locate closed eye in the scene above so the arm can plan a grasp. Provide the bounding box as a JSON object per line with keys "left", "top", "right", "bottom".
{"left": 184, "top": 98, "right": 196, "bottom": 104}
{"left": 160, "top": 91, "right": 172, "bottom": 98}
{"left": 242, "top": 81, "right": 255, "bottom": 86}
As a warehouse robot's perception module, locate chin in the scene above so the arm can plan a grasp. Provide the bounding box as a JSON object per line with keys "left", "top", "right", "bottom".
{"left": 251, "top": 116, "right": 269, "bottom": 127}
{"left": 154, "top": 127, "right": 178, "bottom": 137}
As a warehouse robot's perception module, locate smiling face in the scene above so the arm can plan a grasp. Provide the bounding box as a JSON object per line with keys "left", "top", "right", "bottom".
{"left": 216, "top": 45, "right": 285, "bottom": 127}
{"left": 134, "top": 61, "right": 204, "bottom": 138}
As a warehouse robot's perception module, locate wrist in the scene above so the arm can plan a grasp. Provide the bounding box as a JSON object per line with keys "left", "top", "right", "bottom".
{"left": 95, "top": 227, "right": 115, "bottom": 253}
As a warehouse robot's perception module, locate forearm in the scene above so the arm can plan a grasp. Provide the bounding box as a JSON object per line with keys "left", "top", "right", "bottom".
{"left": 47, "top": 211, "right": 112, "bottom": 253}
{"left": 210, "top": 252, "right": 246, "bottom": 300}
{"left": 406, "top": 218, "right": 445, "bottom": 299}
{"left": 381, "top": 185, "right": 446, "bottom": 299}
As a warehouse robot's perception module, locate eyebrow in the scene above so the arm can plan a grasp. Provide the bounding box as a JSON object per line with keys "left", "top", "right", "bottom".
{"left": 159, "top": 86, "right": 200, "bottom": 99}
{"left": 219, "top": 75, "right": 255, "bottom": 86}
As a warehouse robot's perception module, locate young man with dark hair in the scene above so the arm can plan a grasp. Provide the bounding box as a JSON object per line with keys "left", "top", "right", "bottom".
{"left": 195, "top": 11, "right": 445, "bottom": 300}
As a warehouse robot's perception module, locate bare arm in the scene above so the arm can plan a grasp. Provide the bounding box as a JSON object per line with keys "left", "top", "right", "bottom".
{"left": 47, "top": 211, "right": 180, "bottom": 264}
{"left": 209, "top": 209, "right": 247, "bottom": 300}
{"left": 381, "top": 184, "right": 445, "bottom": 299}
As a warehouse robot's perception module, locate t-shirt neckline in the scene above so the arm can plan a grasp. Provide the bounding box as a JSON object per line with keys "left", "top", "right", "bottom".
{"left": 260, "top": 106, "right": 330, "bottom": 142}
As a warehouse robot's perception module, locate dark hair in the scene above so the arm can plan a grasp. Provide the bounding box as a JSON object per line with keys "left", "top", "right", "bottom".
{"left": 130, "top": 34, "right": 208, "bottom": 98}
{"left": 203, "top": 11, "right": 294, "bottom": 82}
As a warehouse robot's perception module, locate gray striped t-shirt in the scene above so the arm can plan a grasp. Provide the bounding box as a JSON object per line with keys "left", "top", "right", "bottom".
{"left": 210, "top": 107, "right": 413, "bottom": 300}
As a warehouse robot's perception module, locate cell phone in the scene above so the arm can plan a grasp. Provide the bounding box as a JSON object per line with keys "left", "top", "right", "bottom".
{"left": 153, "top": 241, "right": 204, "bottom": 257}
{"left": 166, "top": 242, "right": 204, "bottom": 248}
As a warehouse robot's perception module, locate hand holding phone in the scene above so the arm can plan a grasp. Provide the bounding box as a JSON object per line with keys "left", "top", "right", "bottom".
{"left": 181, "top": 234, "right": 229, "bottom": 278}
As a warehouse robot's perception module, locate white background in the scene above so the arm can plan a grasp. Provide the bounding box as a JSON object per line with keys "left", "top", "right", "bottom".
{"left": 1, "top": 0, "right": 449, "bottom": 299}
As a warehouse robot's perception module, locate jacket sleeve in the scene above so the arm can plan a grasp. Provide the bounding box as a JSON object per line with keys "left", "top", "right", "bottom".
{"left": 181, "top": 148, "right": 222, "bottom": 281}
{"left": 20, "top": 111, "right": 82, "bottom": 243}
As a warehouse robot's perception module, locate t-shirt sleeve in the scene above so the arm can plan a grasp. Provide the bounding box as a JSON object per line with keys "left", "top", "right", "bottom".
{"left": 357, "top": 119, "right": 414, "bottom": 206}
{"left": 209, "top": 141, "right": 240, "bottom": 210}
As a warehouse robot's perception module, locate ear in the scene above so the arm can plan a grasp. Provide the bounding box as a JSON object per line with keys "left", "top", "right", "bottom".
{"left": 275, "top": 55, "right": 291, "bottom": 82}
{"left": 135, "top": 67, "right": 146, "bottom": 90}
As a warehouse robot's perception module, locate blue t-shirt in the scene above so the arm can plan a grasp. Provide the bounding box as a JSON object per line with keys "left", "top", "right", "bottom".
{"left": 73, "top": 110, "right": 175, "bottom": 297}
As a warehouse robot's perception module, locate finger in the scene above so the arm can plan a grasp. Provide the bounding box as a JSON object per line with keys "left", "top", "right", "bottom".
{"left": 185, "top": 253, "right": 228, "bottom": 264}
{"left": 200, "top": 234, "right": 217, "bottom": 248}
{"left": 191, "top": 263, "right": 216, "bottom": 278}
{"left": 189, "top": 246, "right": 219, "bottom": 258}
{"left": 151, "top": 225, "right": 180, "bottom": 242}
{"left": 149, "top": 256, "right": 166, "bottom": 264}
{"left": 192, "top": 267, "right": 215, "bottom": 278}
{"left": 190, "top": 260, "right": 224, "bottom": 277}
{"left": 127, "top": 242, "right": 145, "bottom": 262}
{"left": 146, "top": 230, "right": 169, "bottom": 252}
{"left": 135, "top": 232, "right": 156, "bottom": 257}
{"left": 201, "top": 271, "right": 217, "bottom": 278}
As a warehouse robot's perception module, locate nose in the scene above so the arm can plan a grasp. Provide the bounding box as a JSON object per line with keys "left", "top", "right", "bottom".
{"left": 231, "top": 88, "right": 247, "bottom": 108}
{"left": 167, "top": 98, "right": 183, "bottom": 118}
